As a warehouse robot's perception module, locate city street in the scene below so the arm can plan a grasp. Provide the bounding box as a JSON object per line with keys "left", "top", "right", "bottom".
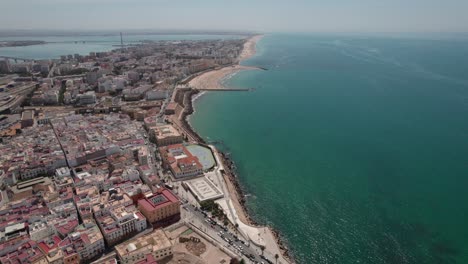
{"left": 183, "top": 204, "right": 275, "bottom": 264}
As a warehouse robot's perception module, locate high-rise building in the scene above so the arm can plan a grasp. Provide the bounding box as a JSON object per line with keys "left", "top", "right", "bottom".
{"left": 0, "top": 59, "right": 11, "bottom": 73}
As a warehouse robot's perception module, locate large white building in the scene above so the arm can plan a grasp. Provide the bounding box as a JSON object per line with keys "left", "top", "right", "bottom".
{"left": 115, "top": 229, "right": 173, "bottom": 264}
{"left": 76, "top": 91, "right": 96, "bottom": 105}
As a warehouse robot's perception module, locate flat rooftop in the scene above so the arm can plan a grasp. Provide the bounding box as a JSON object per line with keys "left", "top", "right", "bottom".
{"left": 138, "top": 189, "right": 179, "bottom": 211}
{"left": 154, "top": 125, "right": 181, "bottom": 139}
{"left": 21, "top": 110, "right": 34, "bottom": 120}
{"left": 115, "top": 229, "right": 172, "bottom": 257}
{"left": 185, "top": 176, "right": 223, "bottom": 202}
{"left": 16, "top": 177, "right": 51, "bottom": 189}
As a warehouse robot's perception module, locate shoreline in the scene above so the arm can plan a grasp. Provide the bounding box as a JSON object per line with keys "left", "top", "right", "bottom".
{"left": 188, "top": 35, "right": 264, "bottom": 90}
{"left": 178, "top": 35, "right": 296, "bottom": 263}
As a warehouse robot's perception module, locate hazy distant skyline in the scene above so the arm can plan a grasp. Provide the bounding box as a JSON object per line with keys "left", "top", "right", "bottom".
{"left": 2, "top": 0, "right": 468, "bottom": 33}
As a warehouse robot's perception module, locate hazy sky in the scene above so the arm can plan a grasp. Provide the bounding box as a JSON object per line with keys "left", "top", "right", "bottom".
{"left": 2, "top": 0, "right": 468, "bottom": 32}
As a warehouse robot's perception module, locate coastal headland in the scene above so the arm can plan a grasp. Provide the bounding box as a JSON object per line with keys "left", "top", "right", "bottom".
{"left": 173, "top": 35, "right": 295, "bottom": 263}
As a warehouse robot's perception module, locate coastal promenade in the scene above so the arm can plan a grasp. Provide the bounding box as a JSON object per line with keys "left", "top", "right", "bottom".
{"left": 171, "top": 88, "right": 293, "bottom": 263}
{"left": 210, "top": 146, "right": 292, "bottom": 264}
{"left": 173, "top": 34, "right": 294, "bottom": 264}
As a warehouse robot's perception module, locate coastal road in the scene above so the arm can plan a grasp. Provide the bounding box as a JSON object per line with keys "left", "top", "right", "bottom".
{"left": 183, "top": 204, "right": 275, "bottom": 264}
{"left": 208, "top": 147, "right": 289, "bottom": 264}
{"left": 169, "top": 115, "right": 199, "bottom": 143}
{"left": 174, "top": 145, "right": 285, "bottom": 264}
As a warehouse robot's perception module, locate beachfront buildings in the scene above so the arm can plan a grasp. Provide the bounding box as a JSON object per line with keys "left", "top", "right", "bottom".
{"left": 148, "top": 124, "right": 183, "bottom": 146}
{"left": 159, "top": 144, "right": 203, "bottom": 179}
{"left": 115, "top": 229, "right": 173, "bottom": 264}
{"left": 137, "top": 188, "right": 180, "bottom": 226}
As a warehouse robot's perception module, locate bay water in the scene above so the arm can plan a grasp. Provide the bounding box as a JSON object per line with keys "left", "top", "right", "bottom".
{"left": 190, "top": 34, "right": 468, "bottom": 264}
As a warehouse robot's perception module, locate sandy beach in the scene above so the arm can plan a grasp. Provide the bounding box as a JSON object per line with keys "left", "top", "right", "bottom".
{"left": 239, "top": 34, "right": 263, "bottom": 61}
{"left": 187, "top": 35, "right": 293, "bottom": 263}
{"left": 187, "top": 34, "right": 266, "bottom": 227}
{"left": 182, "top": 34, "right": 295, "bottom": 263}
{"left": 188, "top": 35, "right": 264, "bottom": 90}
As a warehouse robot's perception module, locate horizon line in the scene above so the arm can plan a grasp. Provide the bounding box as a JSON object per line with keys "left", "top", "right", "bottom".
{"left": 1, "top": 28, "right": 468, "bottom": 33}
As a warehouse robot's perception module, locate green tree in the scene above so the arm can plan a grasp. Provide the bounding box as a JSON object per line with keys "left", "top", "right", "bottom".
{"left": 58, "top": 80, "right": 66, "bottom": 104}
{"left": 200, "top": 200, "right": 217, "bottom": 212}
{"left": 275, "top": 253, "right": 279, "bottom": 264}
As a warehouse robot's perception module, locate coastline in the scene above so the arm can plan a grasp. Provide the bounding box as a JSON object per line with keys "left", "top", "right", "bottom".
{"left": 188, "top": 34, "right": 264, "bottom": 90}
{"left": 178, "top": 35, "right": 296, "bottom": 263}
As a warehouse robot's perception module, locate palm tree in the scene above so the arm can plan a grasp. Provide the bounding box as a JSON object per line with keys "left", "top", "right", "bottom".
{"left": 260, "top": 245, "right": 265, "bottom": 256}
{"left": 223, "top": 215, "right": 229, "bottom": 227}
{"left": 275, "top": 253, "right": 279, "bottom": 264}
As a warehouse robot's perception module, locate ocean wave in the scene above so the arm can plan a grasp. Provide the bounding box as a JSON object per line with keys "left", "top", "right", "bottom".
{"left": 192, "top": 91, "right": 206, "bottom": 102}
{"left": 220, "top": 70, "right": 242, "bottom": 87}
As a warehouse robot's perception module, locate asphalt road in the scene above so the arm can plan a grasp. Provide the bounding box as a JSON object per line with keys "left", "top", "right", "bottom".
{"left": 183, "top": 204, "right": 275, "bottom": 264}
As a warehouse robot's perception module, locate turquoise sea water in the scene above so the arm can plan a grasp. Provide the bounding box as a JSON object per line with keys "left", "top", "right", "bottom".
{"left": 190, "top": 34, "right": 468, "bottom": 263}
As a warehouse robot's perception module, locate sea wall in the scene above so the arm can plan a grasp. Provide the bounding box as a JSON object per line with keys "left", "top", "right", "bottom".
{"left": 177, "top": 88, "right": 295, "bottom": 262}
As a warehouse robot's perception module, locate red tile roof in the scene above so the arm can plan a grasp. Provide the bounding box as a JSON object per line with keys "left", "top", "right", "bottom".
{"left": 38, "top": 236, "right": 61, "bottom": 254}
{"left": 138, "top": 189, "right": 179, "bottom": 212}
{"left": 55, "top": 219, "right": 79, "bottom": 237}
